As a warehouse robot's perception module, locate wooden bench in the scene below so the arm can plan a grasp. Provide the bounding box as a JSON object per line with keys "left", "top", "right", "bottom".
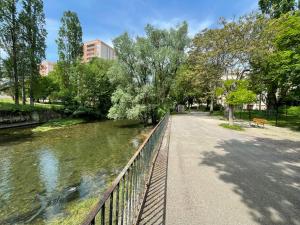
{"left": 252, "top": 118, "right": 267, "bottom": 127}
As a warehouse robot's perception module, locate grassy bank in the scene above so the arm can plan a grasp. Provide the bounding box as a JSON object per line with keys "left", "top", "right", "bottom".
{"left": 0, "top": 98, "right": 63, "bottom": 112}
{"left": 212, "top": 107, "right": 300, "bottom": 131}
{"left": 32, "top": 118, "right": 85, "bottom": 132}
{"left": 219, "top": 123, "right": 244, "bottom": 131}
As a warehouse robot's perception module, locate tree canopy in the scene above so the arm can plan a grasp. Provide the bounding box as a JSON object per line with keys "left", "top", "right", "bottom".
{"left": 108, "top": 22, "right": 189, "bottom": 124}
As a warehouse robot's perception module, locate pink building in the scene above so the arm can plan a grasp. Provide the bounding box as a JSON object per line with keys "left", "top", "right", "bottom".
{"left": 83, "top": 39, "right": 116, "bottom": 62}
{"left": 40, "top": 61, "right": 55, "bottom": 76}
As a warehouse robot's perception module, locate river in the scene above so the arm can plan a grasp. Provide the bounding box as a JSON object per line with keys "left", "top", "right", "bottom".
{"left": 0, "top": 120, "right": 147, "bottom": 224}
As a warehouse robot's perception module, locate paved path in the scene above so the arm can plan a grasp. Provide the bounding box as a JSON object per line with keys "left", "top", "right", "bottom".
{"left": 166, "top": 113, "right": 300, "bottom": 225}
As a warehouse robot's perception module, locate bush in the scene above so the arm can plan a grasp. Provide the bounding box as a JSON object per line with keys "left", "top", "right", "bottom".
{"left": 287, "top": 106, "right": 300, "bottom": 116}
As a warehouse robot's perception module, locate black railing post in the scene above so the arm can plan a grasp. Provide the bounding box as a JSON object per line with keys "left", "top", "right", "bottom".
{"left": 109, "top": 192, "right": 114, "bottom": 225}
{"left": 101, "top": 203, "right": 105, "bottom": 225}
{"left": 121, "top": 177, "right": 125, "bottom": 225}
{"left": 116, "top": 183, "right": 119, "bottom": 225}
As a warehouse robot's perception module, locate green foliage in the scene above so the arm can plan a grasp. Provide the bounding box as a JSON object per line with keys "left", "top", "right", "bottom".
{"left": 33, "top": 76, "right": 59, "bottom": 101}
{"left": 217, "top": 80, "right": 257, "bottom": 106}
{"left": 171, "top": 64, "right": 201, "bottom": 105}
{"left": 48, "top": 58, "right": 114, "bottom": 118}
{"left": 108, "top": 22, "right": 189, "bottom": 124}
{"left": 287, "top": 106, "right": 300, "bottom": 116}
{"left": 250, "top": 12, "right": 300, "bottom": 110}
{"left": 77, "top": 58, "right": 114, "bottom": 115}
{"left": 219, "top": 123, "right": 244, "bottom": 131}
{"left": 259, "top": 0, "right": 298, "bottom": 18}
{"left": 226, "top": 88, "right": 257, "bottom": 105}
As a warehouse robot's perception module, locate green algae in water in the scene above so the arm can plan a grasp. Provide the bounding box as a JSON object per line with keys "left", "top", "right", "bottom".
{"left": 0, "top": 120, "right": 146, "bottom": 225}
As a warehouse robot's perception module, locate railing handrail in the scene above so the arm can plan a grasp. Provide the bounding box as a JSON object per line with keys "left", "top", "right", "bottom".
{"left": 81, "top": 114, "right": 169, "bottom": 225}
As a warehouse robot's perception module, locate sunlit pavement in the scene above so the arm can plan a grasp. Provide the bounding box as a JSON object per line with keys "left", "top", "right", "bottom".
{"left": 166, "top": 113, "right": 300, "bottom": 225}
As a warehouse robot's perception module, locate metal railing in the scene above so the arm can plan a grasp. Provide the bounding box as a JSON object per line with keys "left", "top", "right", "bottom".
{"left": 81, "top": 113, "right": 169, "bottom": 225}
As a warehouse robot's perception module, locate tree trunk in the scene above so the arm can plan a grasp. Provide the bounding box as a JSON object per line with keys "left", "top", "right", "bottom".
{"left": 12, "top": 3, "right": 19, "bottom": 106}
{"left": 209, "top": 96, "right": 214, "bottom": 115}
{"left": 267, "top": 85, "right": 277, "bottom": 110}
{"left": 259, "top": 94, "right": 262, "bottom": 111}
{"left": 228, "top": 104, "right": 234, "bottom": 125}
{"left": 275, "top": 104, "right": 279, "bottom": 126}
{"left": 13, "top": 68, "right": 19, "bottom": 105}
{"left": 30, "top": 78, "right": 34, "bottom": 106}
{"left": 21, "top": 74, "right": 26, "bottom": 105}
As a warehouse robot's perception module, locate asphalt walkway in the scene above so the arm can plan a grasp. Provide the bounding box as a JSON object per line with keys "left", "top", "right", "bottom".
{"left": 166, "top": 113, "right": 300, "bottom": 225}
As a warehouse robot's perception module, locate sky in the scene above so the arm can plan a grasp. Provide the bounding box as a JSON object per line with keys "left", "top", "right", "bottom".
{"left": 44, "top": 0, "right": 259, "bottom": 61}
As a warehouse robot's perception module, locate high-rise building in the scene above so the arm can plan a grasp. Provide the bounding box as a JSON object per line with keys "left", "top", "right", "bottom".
{"left": 40, "top": 61, "right": 55, "bottom": 76}
{"left": 83, "top": 39, "right": 116, "bottom": 62}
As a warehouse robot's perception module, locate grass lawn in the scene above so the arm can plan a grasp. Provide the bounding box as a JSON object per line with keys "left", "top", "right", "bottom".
{"left": 219, "top": 123, "right": 244, "bottom": 131}
{"left": 0, "top": 98, "right": 63, "bottom": 112}
{"left": 212, "top": 108, "right": 300, "bottom": 131}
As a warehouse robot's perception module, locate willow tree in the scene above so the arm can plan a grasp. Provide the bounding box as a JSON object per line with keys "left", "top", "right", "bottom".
{"left": 108, "top": 22, "right": 189, "bottom": 124}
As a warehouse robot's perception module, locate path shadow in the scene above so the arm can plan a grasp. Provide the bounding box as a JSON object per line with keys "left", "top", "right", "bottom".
{"left": 200, "top": 137, "right": 300, "bottom": 225}
{"left": 137, "top": 132, "right": 169, "bottom": 225}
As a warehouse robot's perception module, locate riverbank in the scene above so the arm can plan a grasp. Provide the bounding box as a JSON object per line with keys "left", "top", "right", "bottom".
{"left": 0, "top": 99, "right": 65, "bottom": 129}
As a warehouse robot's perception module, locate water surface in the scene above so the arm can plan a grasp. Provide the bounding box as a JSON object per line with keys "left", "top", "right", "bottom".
{"left": 0, "top": 120, "right": 146, "bottom": 224}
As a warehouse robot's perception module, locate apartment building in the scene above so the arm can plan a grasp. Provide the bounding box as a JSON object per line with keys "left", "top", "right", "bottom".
{"left": 83, "top": 39, "right": 116, "bottom": 62}
{"left": 40, "top": 61, "right": 55, "bottom": 76}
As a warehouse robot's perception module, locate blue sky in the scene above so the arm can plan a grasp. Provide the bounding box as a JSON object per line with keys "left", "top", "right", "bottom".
{"left": 44, "top": 0, "right": 259, "bottom": 61}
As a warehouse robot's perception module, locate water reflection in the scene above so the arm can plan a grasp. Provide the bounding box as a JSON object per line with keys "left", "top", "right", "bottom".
{"left": 0, "top": 120, "right": 146, "bottom": 224}
{"left": 38, "top": 149, "right": 60, "bottom": 221}
{"left": 0, "top": 157, "right": 11, "bottom": 201}
{"left": 39, "top": 149, "right": 59, "bottom": 194}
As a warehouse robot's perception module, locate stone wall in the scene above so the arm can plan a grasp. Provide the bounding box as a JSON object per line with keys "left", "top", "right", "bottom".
{"left": 0, "top": 110, "right": 62, "bottom": 127}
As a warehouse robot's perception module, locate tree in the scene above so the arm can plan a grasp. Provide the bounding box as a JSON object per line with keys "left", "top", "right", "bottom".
{"left": 250, "top": 12, "right": 300, "bottom": 124}
{"left": 171, "top": 65, "right": 201, "bottom": 109}
{"left": 0, "top": 0, "right": 21, "bottom": 105}
{"left": 189, "top": 28, "right": 224, "bottom": 114}
{"left": 108, "top": 23, "right": 189, "bottom": 124}
{"left": 216, "top": 15, "right": 267, "bottom": 123}
{"left": 20, "top": 0, "right": 47, "bottom": 106}
{"left": 189, "top": 14, "right": 265, "bottom": 122}
{"left": 56, "top": 11, "right": 83, "bottom": 64}
{"left": 33, "top": 76, "right": 59, "bottom": 102}
{"left": 75, "top": 58, "right": 114, "bottom": 117}
{"left": 216, "top": 80, "right": 257, "bottom": 125}
{"left": 55, "top": 11, "right": 83, "bottom": 103}
{"left": 259, "top": 0, "right": 299, "bottom": 18}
